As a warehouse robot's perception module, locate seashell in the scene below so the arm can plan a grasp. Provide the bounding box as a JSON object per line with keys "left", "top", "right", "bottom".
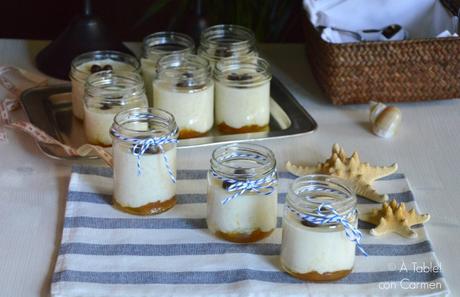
{"left": 369, "top": 101, "right": 401, "bottom": 138}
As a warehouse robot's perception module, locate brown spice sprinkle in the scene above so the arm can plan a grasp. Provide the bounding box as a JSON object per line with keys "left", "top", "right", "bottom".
{"left": 113, "top": 196, "right": 176, "bottom": 216}
{"left": 214, "top": 228, "right": 274, "bottom": 243}
{"left": 217, "top": 122, "right": 269, "bottom": 134}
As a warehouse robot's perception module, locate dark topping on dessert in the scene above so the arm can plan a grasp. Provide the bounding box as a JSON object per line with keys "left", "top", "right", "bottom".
{"left": 100, "top": 103, "right": 111, "bottom": 110}
{"left": 227, "top": 73, "right": 253, "bottom": 81}
{"left": 319, "top": 206, "right": 329, "bottom": 212}
{"left": 182, "top": 72, "right": 193, "bottom": 79}
{"left": 215, "top": 48, "right": 232, "bottom": 58}
{"left": 176, "top": 81, "right": 192, "bottom": 88}
{"left": 90, "top": 64, "right": 102, "bottom": 73}
{"left": 176, "top": 73, "right": 205, "bottom": 89}
{"left": 131, "top": 145, "right": 159, "bottom": 155}
{"left": 301, "top": 220, "right": 318, "bottom": 228}
{"left": 176, "top": 81, "right": 205, "bottom": 89}
{"left": 99, "top": 99, "right": 122, "bottom": 110}
{"left": 102, "top": 64, "right": 113, "bottom": 71}
{"left": 222, "top": 169, "right": 246, "bottom": 190}
{"left": 90, "top": 64, "right": 113, "bottom": 74}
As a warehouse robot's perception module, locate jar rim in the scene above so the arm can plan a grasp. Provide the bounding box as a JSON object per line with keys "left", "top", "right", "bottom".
{"left": 85, "top": 71, "right": 145, "bottom": 103}
{"left": 198, "top": 25, "right": 257, "bottom": 62}
{"left": 70, "top": 50, "right": 140, "bottom": 78}
{"left": 156, "top": 53, "right": 211, "bottom": 87}
{"left": 112, "top": 107, "right": 178, "bottom": 139}
{"left": 200, "top": 24, "right": 255, "bottom": 47}
{"left": 210, "top": 142, "right": 276, "bottom": 180}
{"left": 288, "top": 174, "right": 356, "bottom": 217}
{"left": 142, "top": 31, "right": 195, "bottom": 59}
{"left": 214, "top": 56, "right": 271, "bottom": 87}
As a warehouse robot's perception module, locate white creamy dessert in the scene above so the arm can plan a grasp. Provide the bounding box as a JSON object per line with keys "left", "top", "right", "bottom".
{"left": 113, "top": 144, "right": 176, "bottom": 212}
{"left": 71, "top": 59, "right": 136, "bottom": 120}
{"left": 280, "top": 212, "right": 356, "bottom": 280}
{"left": 110, "top": 107, "right": 179, "bottom": 216}
{"left": 206, "top": 177, "right": 278, "bottom": 242}
{"left": 141, "top": 33, "right": 195, "bottom": 106}
{"left": 84, "top": 107, "right": 120, "bottom": 146}
{"left": 84, "top": 71, "right": 147, "bottom": 146}
{"left": 84, "top": 97, "right": 147, "bottom": 146}
{"left": 214, "top": 57, "right": 271, "bottom": 134}
{"left": 215, "top": 79, "right": 270, "bottom": 131}
{"left": 153, "top": 81, "right": 214, "bottom": 138}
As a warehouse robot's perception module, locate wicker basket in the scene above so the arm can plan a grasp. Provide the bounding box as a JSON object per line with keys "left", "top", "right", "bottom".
{"left": 303, "top": 5, "right": 460, "bottom": 105}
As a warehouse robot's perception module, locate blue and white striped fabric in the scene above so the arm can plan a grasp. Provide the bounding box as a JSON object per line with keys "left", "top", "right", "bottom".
{"left": 51, "top": 165, "right": 449, "bottom": 297}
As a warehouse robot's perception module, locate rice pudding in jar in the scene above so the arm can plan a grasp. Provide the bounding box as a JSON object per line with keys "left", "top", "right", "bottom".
{"left": 110, "top": 107, "right": 179, "bottom": 215}
{"left": 84, "top": 71, "right": 148, "bottom": 146}
{"left": 70, "top": 50, "right": 140, "bottom": 120}
{"left": 198, "top": 24, "right": 257, "bottom": 68}
{"left": 154, "top": 54, "right": 213, "bottom": 139}
{"left": 214, "top": 57, "right": 271, "bottom": 134}
{"left": 207, "top": 143, "right": 278, "bottom": 243}
{"left": 141, "top": 32, "right": 195, "bottom": 106}
{"left": 281, "top": 175, "right": 365, "bottom": 282}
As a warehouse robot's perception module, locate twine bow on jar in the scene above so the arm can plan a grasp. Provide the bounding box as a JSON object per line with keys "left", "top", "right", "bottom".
{"left": 111, "top": 128, "right": 178, "bottom": 183}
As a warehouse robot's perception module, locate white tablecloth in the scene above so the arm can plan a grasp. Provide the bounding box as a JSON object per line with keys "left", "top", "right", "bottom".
{"left": 0, "top": 39, "right": 458, "bottom": 296}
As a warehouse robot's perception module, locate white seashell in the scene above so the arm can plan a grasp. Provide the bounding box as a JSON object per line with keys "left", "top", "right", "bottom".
{"left": 369, "top": 101, "right": 401, "bottom": 138}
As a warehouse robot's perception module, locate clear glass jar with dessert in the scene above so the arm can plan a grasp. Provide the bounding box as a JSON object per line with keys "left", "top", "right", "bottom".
{"left": 198, "top": 24, "right": 257, "bottom": 67}
{"left": 207, "top": 143, "right": 278, "bottom": 243}
{"left": 154, "top": 54, "right": 213, "bottom": 139}
{"left": 84, "top": 71, "right": 148, "bottom": 146}
{"left": 70, "top": 50, "right": 140, "bottom": 120}
{"left": 110, "top": 107, "right": 178, "bottom": 215}
{"left": 281, "top": 175, "right": 364, "bottom": 282}
{"left": 214, "top": 57, "right": 271, "bottom": 134}
{"left": 141, "top": 32, "right": 195, "bottom": 106}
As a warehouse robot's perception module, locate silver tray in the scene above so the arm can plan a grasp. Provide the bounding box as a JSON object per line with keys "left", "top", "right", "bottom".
{"left": 20, "top": 77, "right": 317, "bottom": 160}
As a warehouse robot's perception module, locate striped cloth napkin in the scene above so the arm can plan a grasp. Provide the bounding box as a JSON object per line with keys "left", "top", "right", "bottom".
{"left": 51, "top": 165, "right": 449, "bottom": 297}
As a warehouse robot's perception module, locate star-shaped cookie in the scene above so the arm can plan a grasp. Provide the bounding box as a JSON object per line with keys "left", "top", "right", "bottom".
{"left": 360, "top": 199, "right": 430, "bottom": 238}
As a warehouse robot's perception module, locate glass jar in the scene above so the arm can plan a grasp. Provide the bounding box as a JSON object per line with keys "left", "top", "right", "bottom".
{"left": 214, "top": 57, "right": 271, "bottom": 134}
{"left": 281, "top": 175, "right": 362, "bottom": 282}
{"left": 70, "top": 50, "right": 140, "bottom": 120}
{"left": 110, "top": 107, "right": 179, "bottom": 215}
{"left": 84, "top": 71, "right": 148, "bottom": 146}
{"left": 207, "top": 143, "right": 278, "bottom": 243}
{"left": 141, "top": 32, "right": 195, "bottom": 106}
{"left": 154, "top": 54, "right": 213, "bottom": 139}
{"left": 198, "top": 24, "right": 257, "bottom": 67}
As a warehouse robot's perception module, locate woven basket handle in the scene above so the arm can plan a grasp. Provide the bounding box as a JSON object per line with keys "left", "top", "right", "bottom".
{"left": 441, "top": 0, "right": 460, "bottom": 16}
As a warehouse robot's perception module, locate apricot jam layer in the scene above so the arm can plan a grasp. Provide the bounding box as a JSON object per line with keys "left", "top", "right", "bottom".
{"left": 214, "top": 228, "right": 274, "bottom": 243}
{"left": 283, "top": 266, "right": 352, "bottom": 282}
{"left": 217, "top": 122, "right": 269, "bottom": 134}
{"left": 179, "top": 129, "right": 208, "bottom": 139}
{"left": 113, "top": 196, "right": 176, "bottom": 216}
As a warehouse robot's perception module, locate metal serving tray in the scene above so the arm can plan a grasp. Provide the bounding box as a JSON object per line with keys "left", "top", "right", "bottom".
{"left": 20, "top": 77, "right": 317, "bottom": 160}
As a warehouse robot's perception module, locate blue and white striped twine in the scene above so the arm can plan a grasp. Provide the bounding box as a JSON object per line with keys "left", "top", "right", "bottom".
{"left": 211, "top": 152, "right": 277, "bottom": 205}
{"left": 288, "top": 203, "right": 368, "bottom": 256}
{"left": 110, "top": 128, "right": 178, "bottom": 183}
